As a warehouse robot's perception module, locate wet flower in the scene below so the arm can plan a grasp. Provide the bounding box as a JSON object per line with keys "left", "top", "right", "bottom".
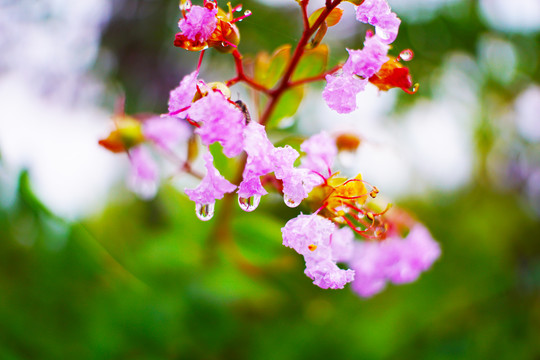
{"left": 188, "top": 91, "right": 246, "bottom": 158}
{"left": 300, "top": 131, "right": 337, "bottom": 176}
{"left": 168, "top": 71, "right": 199, "bottom": 117}
{"left": 322, "top": 72, "right": 367, "bottom": 114}
{"left": 282, "top": 214, "right": 355, "bottom": 289}
{"left": 343, "top": 34, "right": 389, "bottom": 79}
{"left": 178, "top": 5, "right": 218, "bottom": 44}
{"left": 273, "top": 146, "right": 322, "bottom": 207}
{"left": 184, "top": 151, "right": 236, "bottom": 215}
{"left": 174, "top": 1, "right": 250, "bottom": 53}
{"left": 355, "top": 0, "right": 401, "bottom": 44}
{"left": 323, "top": 33, "right": 389, "bottom": 113}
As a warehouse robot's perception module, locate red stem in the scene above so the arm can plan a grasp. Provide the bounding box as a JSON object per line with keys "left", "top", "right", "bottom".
{"left": 260, "top": 0, "right": 342, "bottom": 125}
{"left": 227, "top": 50, "right": 271, "bottom": 94}
{"left": 288, "top": 64, "right": 342, "bottom": 88}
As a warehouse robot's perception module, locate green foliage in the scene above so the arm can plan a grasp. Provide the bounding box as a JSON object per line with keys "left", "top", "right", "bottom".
{"left": 1, "top": 172, "right": 540, "bottom": 359}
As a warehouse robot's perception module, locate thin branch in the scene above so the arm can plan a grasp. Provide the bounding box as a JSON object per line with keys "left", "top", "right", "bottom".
{"left": 226, "top": 49, "right": 271, "bottom": 94}
{"left": 301, "top": 0, "right": 310, "bottom": 31}
{"left": 288, "top": 64, "right": 342, "bottom": 88}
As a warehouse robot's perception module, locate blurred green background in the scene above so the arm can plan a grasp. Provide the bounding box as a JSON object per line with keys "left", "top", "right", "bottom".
{"left": 1, "top": 0, "right": 540, "bottom": 359}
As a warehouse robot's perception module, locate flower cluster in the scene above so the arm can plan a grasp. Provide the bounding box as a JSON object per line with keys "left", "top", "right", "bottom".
{"left": 99, "top": 0, "right": 439, "bottom": 298}
{"left": 323, "top": 0, "right": 416, "bottom": 113}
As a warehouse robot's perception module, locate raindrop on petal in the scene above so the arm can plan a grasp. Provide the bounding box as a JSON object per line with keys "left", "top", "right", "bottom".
{"left": 238, "top": 195, "right": 261, "bottom": 212}
{"left": 196, "top": 202, "right": 215, "bottom": 221}
{"left": 284, "top": 194, "right": 301, "bottom": 208}
{"left": 399, "top": 49, "right": 414, "bottom": 61}
{"left": 244, "top": 10, "right": 252, "bottom": 16}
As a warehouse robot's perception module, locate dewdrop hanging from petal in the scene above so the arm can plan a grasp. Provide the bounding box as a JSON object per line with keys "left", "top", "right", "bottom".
{"left": 184, "top": 151, "right": 237, "bottom": 221}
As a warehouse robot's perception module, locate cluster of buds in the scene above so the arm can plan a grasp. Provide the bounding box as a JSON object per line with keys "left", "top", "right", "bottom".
{"left": 99, "top": 0, "right": 439, "bottom": 298}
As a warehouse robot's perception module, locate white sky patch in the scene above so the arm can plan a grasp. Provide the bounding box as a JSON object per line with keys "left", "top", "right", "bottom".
{"left": 515, "top": 85, "right": 540, "bottom": 143}
{"left": 0, "top": 0, "right": 123, "bottom": 219}
{"left": 0, "top": 75, "right": 125, "bottom": 220}
{"left": 389, "top": 0, "right": 463, "bottom": 23}
{"left": 478, "top": 0, "right": 540, "bottom": 34}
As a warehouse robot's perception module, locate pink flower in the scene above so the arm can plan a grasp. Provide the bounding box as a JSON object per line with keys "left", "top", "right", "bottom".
{"left": 178, "top": 5, "right": 218, "bottom": 43}
{"left": 322, "top": 72, "right": 367, "bottom": 114}
{"left": 168, "top": 71, "right": 199, "bottom": 116}
{"left": 238, "top": 125, "right": 322, "bottom": 206}
{"left": 348, "top": 224, "right": 441, "bottom": 298}
{"left": 128, "top": 146, "right": 159, "bottom": 199}
{"left": 330, "top": 227, "right": 355, "bottom": 263}
{"left": 323, "top": 34, "right": 389, "bottom": 114}
{"left": 238, "top": 122, "right": 275, "bottom": 199}
{"left": 355, "top": 0, "right": 401, "bottom": 44}
{"left": 189, "top": 91, "right": 246, "bottom": 158}
{"left": 237, "top": 174, "right": 267, "bottom": 199}
{"left": 184, "top": 151, "right": 237, "bottom": 206}
{"left": 143, "top": 115, "right": 191, "bottom": 152}
{"left": 385, "top": 225, "right": 441, "bottom": 284}
{"left": 342, "top": 35, "right": 389, "bottom": 79}
{"left": 273, "top": 146, "right": 322, "bottom": 207}
{"left": 300, "top": 131, "right": 337, "bottom": 176}
{"left": 349, "top": 241, "right": 391, "bottom": 297}
{"left": 242, "top": 122, "right": 276, "bottom": 176}
{"left": 282, "top": 214, "right": 355, "bottom": 289}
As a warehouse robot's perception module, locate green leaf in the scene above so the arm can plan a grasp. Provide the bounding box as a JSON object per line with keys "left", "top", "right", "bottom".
{"left": 254, "top": 45, "right": 291, "bottom": 88}
{"left": 292, "top": 44, "right": 329, "bottom": 81}
{"left": 267, "top": 86, "right": 305, "bottom": 127}
{"left": 232, "top": 213, "right": 285, "bottom": 265}
{"left": 308, "top": 7, "right": 344, "bottom": 28}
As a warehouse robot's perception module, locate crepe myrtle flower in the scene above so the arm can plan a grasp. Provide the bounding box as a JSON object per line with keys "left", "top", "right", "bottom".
{"left": 189, "top": 90, "right": 246, "bottom": 158}
{"left": 355, "top": 0, "right": 401, "bottom": 44}
{"left": 349, "top": 224, "right": 441, "bottom": 297}
{"left": 237, "top": 122, "right": 322, "bottom": 211}
{"left": 174, "top": 0, "right": 251, "bottom": 53}
{"left": 184, "top": 151, "right": 237, "bottom": 221}
{"left": 278, "top": 132, "right": 441, "bottom": 294}
{"left": 99, "top": 112, "right": 191, "bottom": 199}
{"left": 322, "top": 33, "right": 388, "bottom": 114}
{"left": 282, "top": 214, "right": 355, "bottom": 289}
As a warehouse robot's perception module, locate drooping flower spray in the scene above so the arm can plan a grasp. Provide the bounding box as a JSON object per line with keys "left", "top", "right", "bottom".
{"left": 99, "top": 0, "right": 438, "bottom": 298}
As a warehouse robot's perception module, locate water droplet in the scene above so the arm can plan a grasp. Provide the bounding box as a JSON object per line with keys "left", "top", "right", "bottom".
{"left": 244, "top": 10, "right": 252, "bottom": 16}
{"left": 196, "top": 202, "right": 215, "bottom": 221}
{"left": 221, "top": 41, "right": 228, "bottom": 47}
{"left": 179, "top": 0, "right": 192, "bottom": 11}
{"left": 235, "top": 5, "right": 243, "bottom": 12}
{"left": 284, "top": 194, "right": 301, "bottom": 208}
{"left": 238, "top": 195, "right": 261, "bottom": 212}
{"left": 399, "top": 49, "right": 414, "bottom": 61}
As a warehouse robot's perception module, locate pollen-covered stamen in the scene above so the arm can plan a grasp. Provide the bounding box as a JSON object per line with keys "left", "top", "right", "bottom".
{"left": 308, "top": 244, "right": 317, "bottom": 251}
